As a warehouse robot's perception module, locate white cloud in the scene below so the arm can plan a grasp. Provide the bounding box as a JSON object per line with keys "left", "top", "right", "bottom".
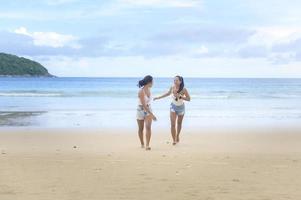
{"left": 249, "top": 27, "right": 301, "bottom": 47}
{"left": 195, "top": 45, "right": 209, "bottom": 54}
{"left": 45, "top": 0, "right": 78, "bottom": 5}
{"left": 242, "top": 26, "right": 301, "bottom": 63}
{"left": 14, "top": 27, "right": 80, "bottom": 49}
{"left": 119, "top": 0, "right": 202, "bottom": 8}
{"left": 37, "top": 55, "right": 301, "bottom": 78}
{"left": 0, "top": 12, "right": 25, "bottom": 19}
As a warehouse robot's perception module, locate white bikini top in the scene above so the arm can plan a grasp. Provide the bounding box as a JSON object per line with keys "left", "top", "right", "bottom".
{"left": 138, "top": 88, "right": 152, "bottom": 106}
{"left": 171, "top": 86, "right": 184, "bottom": 106}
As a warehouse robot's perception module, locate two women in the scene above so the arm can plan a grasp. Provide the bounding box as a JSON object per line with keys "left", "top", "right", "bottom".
{"left": 136, "top": 75, "right": 190, "bottom": 150}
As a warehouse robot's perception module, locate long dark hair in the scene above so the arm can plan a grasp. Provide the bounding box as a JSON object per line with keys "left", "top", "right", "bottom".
{"left": 138, "top": 75, "right": 153, "bottom": 88}
{"left": 175, "top": 75, "right": 184, "bottom": 93}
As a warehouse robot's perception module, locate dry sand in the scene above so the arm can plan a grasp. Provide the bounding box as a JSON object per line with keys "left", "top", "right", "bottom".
{"left": 0, "top": 128, "right": 301, "bottom": 200}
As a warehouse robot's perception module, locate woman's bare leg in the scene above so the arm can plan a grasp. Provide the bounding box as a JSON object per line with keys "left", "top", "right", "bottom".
{"left": 170, "top": 112, "right": 177, "bottom": 145}
{"left": 145, "top": 116, "right": 153, "bottom": 150}
{"left": 176, "top": 115, "right": 184, "bottom": 143}
{"left": 137, "top": 119, "right": 144, "bottom": 147}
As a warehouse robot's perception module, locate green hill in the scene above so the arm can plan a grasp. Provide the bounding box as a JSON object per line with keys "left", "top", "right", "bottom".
{"left": 0, "top": 53, "right": 53, "bottom": 77}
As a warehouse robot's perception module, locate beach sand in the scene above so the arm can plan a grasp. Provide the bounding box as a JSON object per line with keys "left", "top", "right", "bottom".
{"left": 1, "top": 128, "right": 301, "bottom": 200}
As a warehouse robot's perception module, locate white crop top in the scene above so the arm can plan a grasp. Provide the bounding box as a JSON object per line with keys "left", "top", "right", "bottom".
{"left": 171, "top": 87, "right": 184, "bottom": 106}
{"left": 138, "top": 88, "right": 152, "bottom": 106}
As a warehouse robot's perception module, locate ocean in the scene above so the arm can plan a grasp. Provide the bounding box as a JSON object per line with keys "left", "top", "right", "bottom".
{"left": 0, "top": 77, "right": 301, "bottom": 129}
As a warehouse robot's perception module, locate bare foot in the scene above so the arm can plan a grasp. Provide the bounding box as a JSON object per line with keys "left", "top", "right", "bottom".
{"left": 141, "top": 144, "right": 145, "bottom": 148}
{"left": 145, "top": 147, "right": 151, "bottom": 151}
{"left": 172, "top": 142, "right": 177, "bottom": 145}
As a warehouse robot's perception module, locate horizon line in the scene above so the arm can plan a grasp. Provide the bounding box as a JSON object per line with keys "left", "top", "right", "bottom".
{"left": 20, "top": 76, "right": 301, "bottom": 79}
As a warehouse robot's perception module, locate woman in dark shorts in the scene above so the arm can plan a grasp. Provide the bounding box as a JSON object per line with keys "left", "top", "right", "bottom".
{"left": 154, "top": 76, "right": 190, "bottom": 145}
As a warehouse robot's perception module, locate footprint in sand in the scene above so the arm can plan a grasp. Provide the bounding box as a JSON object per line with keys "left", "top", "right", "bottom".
{"left": 272, "top": 165, "right": 289, "bottom": 168}
{"left": 0, "top": 185, "right": 15, "bottom": 195}
{"left": 94, "top": 168, "right": 102, "bottom": 172}
{"left": 55, "top": 149, "right": 61, "bottom": 155}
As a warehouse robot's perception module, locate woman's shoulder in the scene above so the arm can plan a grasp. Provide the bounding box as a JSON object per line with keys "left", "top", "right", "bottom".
{"left": 138, "top": 88, "right": 144, "bottom": 95}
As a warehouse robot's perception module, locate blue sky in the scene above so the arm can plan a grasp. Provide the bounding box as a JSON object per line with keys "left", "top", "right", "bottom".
{"left": 1, "top": 0, "right": 301, "bottom": 77}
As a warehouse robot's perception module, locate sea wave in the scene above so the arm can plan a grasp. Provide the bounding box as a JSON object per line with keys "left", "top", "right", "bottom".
{"left": 190, "top": 94, "right": 230, "bottom": 99}
{"left": 0, "top": 92, "right": 63, "bottom": 97}
{"left": 0, "top": 90, "right": 134, "bottom": 97}
{"left": 1, "top": 90, "right": 301, "bottom": 99}
{"left": 191, "top": 93, "right": 301, "bottom": 99}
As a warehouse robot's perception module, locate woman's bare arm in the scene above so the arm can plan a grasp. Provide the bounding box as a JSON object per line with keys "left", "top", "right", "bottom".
{"left": 154, "top": 87, "right": 172, "bottom": 100}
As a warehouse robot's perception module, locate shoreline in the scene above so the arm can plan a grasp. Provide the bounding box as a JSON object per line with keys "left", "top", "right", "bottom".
{"left": 1, "top": 125, "right": 301, "bottom": 133}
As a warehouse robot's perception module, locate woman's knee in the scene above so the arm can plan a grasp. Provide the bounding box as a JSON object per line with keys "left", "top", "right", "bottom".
{"left": 145, "top": 125, "right": 151, "bottom": 131}
{"left": 138, "top": 127, "right": 144, "bottom": 132}
{"left": 170, "top": 119, "right": 176, "bottom": 127}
